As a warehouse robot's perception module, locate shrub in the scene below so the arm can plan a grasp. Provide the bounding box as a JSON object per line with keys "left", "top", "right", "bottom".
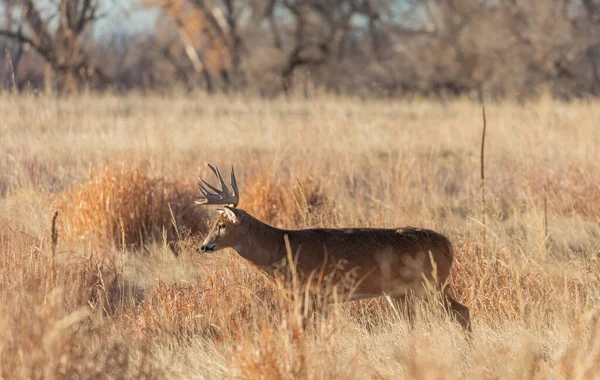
{"left": 241, "top": 169, "right": 326, "bottom": 228}
{"left": 57, "top": 163, "right": 208, "bottom": 249}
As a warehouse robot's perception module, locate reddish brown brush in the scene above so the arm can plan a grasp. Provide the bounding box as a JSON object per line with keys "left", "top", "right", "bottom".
{"left": 532, "top": 164, "right": 600, "bottom": 217}
{"left": 449, "top": 236, "right": 598, "bottom": 323}
{"left": 0, "top": 225, "right": 158, "bottom": 378}
{"left": 132, "top": 255, "right": 279, "bottom": 342}
{"left": 56, "top": 163, "right": 209, "bottom": 249}
{"left": 241, "top": 169, "right": 326, "bottom": 227}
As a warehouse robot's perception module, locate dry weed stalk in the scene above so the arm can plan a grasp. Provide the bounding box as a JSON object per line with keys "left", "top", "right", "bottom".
{"left": 480, "top": 105, "right": 487, "bottom": 253}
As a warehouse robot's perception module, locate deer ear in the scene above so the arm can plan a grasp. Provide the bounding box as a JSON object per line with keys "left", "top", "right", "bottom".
{"left": 219, "top": 206, "right": 239, "bottom": 225}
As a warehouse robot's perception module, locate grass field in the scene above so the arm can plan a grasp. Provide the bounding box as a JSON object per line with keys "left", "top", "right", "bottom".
{"left": 1, "top": 92, "right": 599, "bottom": 379}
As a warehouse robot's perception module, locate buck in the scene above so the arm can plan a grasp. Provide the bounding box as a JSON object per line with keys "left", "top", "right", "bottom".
{"left": 195, "top": 165, "right": 471, "bottom": 330}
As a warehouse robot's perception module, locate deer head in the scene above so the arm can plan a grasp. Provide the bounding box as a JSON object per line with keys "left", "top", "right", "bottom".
{"left": 195, "top": 164, "right": 242, "bottom": 252}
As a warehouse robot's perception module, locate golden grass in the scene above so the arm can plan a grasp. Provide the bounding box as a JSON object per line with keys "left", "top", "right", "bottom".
{"left": 1, "top": 92, "right": 600, "bottom": 379}
{"left": 242, "top": 168, "right": 326, "bottom": 227}
{"left": 56, "top": 163, "right": 208, "bottom": 249}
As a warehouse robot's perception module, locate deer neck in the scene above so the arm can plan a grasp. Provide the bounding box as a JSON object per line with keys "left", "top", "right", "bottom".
{"left": 234, "top": 216, "right": 289, "bottom": 268}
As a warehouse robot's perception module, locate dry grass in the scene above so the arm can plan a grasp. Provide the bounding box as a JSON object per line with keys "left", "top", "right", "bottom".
{"left": 242, "top": 167, "right": 327, "bottom": 227}
{"left": 56, "top": 163, "right": 208, "bottom": 249}
{"left": 1, "top": 92, "right": 600, "bottom": 379}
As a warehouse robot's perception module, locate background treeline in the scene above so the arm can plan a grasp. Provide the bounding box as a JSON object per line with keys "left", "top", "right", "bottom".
{"left": 2, "top": 0, "right": 600, "bottom": 98}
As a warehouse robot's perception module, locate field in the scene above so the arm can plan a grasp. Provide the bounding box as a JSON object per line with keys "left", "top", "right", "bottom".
{"left": 1, "top": 92, "right": 599, "bottom": 379}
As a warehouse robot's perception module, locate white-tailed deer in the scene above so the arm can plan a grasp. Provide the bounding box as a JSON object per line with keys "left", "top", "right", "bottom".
{"left": 195, "top": 165, "right": 470, "bottom": 330}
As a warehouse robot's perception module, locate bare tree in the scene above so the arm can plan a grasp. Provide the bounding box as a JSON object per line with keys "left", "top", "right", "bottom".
{"left": 148, "top": 0, "right": 253, "bottom": 91}
{"left": 363, "top": 0, "right": 599, "bottom": 98}
{"left": 2, "top": 0, "right": 600, "bottom": 97}
{"left": 1, "top": 0, "right": 22, "bottom": 90}
{"left": 0, "top": 0, "right": 108, "bottom": 92}
{"left": 275, "top": 0, "right": 391, "bottom": 92}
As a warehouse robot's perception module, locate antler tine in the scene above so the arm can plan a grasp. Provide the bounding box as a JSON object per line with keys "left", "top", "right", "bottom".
{"left": 195, "top": 182, "right": 215, "bottom": 204}
{"left": 195, "top": 164, "right": 240, "bottom": 207}
{"left": 197, "top": 182, "right": 220, "bottom": 200}
{"left": 209, "top": 164, "right": 231, "bottom": 197}
{"left": 230, "top": 166, "right": 238, "bottom": 198}
{"left": 200, "top": 178, "right": 222, "bottom": 194}
{"left": 197, "top": 181, "right": 210, "bottom": 197}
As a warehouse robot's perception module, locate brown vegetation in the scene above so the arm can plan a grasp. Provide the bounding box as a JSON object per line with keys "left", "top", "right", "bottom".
{"left": 1, "top": 93, "right": 600, "bottom": 378}
{"left": 56, "top": 163, "right": 208, "bottom": 249}
{"left": 242, "top": 169, "right": 326, "bottom": 227}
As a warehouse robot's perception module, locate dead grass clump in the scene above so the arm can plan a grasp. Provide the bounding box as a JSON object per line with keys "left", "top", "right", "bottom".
{"left": 0, "top": 289, "right": 160, "bottom": 380}
{"left": 0, "top": 221, "right": 142, "bottom": 319}
{"left": 242, "top": 170, "right": 326, "bottom": 228}
{"left": 81, "top": 253, "right": 147, "bottom": 317}
{"left": 132, "top": 255, "right": 277, "bottom": 342}
{"left": 449, "top": 237, "right": 598, "bottom": 325}
{"left": 229, "top": 321, "right": 310, "bottom": 379}
{"left": 0, "top": 228, "right": 159, "bottom": 378}
{"left": 228, "top": 300, "right": 364, "bottom": 379}
{"left": 528, "top": 164, "right": 600, "bottom": 217}
{"left": 449, "top": 237, "right": 549, "bottom": 321}
{"left": 57, "top": 163, "right": 209, "bottom": 249}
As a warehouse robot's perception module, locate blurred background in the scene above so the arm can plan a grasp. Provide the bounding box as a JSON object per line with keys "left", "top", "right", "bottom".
{"left": 1, "top": 0, "right": 600, "bottom": 98}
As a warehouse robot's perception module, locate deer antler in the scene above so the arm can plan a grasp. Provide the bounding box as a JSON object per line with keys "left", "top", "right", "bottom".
{"left": 195, "top": 164, "right": 239, "bottom": 207}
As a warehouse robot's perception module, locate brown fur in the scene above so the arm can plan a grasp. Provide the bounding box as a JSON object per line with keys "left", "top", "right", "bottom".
{"left": 202, "top": 208, "right": 470, "bottom": 330}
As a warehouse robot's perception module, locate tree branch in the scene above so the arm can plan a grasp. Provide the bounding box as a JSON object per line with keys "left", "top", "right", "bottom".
{"left": 0, "top": 28, "right": 58, "bottom": 64}
{"left": 0, "top": 29, "right": 36, "bottom": 47}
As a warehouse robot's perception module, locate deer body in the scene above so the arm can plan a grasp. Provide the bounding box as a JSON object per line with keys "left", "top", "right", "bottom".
{"left": 205, "top": 209, "right": 451, "bottom": 295}
{"left": 195, "top": 165, "right": 471, "bottom": 330}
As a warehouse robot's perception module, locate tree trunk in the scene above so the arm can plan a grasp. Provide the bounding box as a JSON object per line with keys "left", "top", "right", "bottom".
{"left": 44, "top": 63, "right": 54, "bottom": 95}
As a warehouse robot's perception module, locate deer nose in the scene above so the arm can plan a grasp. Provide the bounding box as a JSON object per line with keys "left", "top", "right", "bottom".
{"left": 200, "top": 242, "right": 216, "bottom": 252}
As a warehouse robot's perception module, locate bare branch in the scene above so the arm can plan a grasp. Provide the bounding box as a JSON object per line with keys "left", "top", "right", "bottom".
{"left": 0, "top": 29, "right": 36, "bottom": 47}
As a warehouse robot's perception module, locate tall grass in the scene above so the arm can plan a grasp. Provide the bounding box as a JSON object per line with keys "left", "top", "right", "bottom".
{"left": 1, "top": 92, "right": 599, "bottom": 378}
{"left": 56, "top": 163, "right": 208, "bottom": 249}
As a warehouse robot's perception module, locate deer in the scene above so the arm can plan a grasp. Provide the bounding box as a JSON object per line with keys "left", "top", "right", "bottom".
{"left": 195, "top": 164, "right": 471, "bottom": 331}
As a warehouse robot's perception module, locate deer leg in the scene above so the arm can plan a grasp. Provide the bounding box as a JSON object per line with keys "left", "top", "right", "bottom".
{"left": 443, "top": 293, "right": 471, "bottom": 332}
